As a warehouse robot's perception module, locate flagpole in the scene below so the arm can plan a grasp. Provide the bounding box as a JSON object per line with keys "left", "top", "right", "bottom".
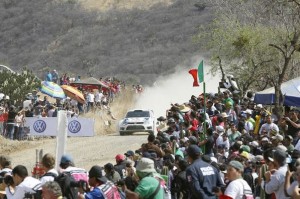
{"left": 202, "top": 81, "right": 206, "bottom": 154}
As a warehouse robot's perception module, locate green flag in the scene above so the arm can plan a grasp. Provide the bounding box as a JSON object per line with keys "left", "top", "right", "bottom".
{"left": 198, "top": 60, "right": 204, "bottom": 83}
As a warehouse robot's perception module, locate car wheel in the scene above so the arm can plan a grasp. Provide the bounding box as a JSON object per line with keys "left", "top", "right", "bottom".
{"left": 120, "top": 131, "right": 126, "bottom": 136}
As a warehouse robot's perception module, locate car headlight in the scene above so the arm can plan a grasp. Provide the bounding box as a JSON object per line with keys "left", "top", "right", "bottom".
{"left": 122, "top": 119, "right": 128, "bottom": 125}
{"left": 144, "top": 118, "right": 151, "bottom": 125}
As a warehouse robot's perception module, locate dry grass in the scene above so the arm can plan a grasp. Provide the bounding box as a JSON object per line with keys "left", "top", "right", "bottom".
{"left": 79, "top": 0, "right": 173, "bottom": 11}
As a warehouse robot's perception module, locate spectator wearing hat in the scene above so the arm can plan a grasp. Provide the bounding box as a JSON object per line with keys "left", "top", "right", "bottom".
{"left": 42, "top": 181, "right": 63, "bottom": 199}
{"left": 104, "top": 163, "right": 121, "bottom": 183}
{"left": 224, "top": 101, "right": 237, "bottom": 126}
{"left": 185, "top": 145, "right": 224, "bottom": 199}
{"left": 259, "top": 115, "right": 279, "bottom": 136}
{"left": 283, "top": 135, "right": 295, "bottom": 153}
{"left": 122, "top": 157, "right": 165, "bottom": 199}
{"left": 249, "top": 141, "right": 263, "bottom": 156}
{"left": 79, "top": 165, "right": 121, "bottom": 199}
{"left": 40, "top": 153, "right": 59, "bottom": 185}
{"left": 222, "top": 90, "right": 234, "bottom": 108}
{"left": 216, "top": 161, "right": 253, "bottom": 199}
{"left": 114, "top": 154, "right": 127, "bottom": 179}
{"left": 59, "top": 154, "right": 88, "bottom": 182}
{"left": 260, "top": 149, "right": 289, "bottom": 199}
{"left": 271, "top": 134, "right": 285, "bottom": 150}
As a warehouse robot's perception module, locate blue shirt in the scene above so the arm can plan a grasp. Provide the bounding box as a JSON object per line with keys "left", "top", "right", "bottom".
{"left": 85, "top": 187, "right": 105, "bottom": 199}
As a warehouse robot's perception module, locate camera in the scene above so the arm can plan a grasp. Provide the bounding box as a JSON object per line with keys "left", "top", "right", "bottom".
{"left": 288, "top": 159, "right": 297, "bottom": 172}
{"left": 116, "top": 179, "right": 125, "bottom": 187}
{"left": 71, "top": 180, "right": 88, "bottom": 192}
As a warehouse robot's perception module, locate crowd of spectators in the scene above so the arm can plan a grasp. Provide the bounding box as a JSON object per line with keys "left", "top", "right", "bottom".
{"left": 0, "top": 71, "right": 124, "bottom": 140}
{"left": 1, "top": 88, "right": 300, "bottom": 198}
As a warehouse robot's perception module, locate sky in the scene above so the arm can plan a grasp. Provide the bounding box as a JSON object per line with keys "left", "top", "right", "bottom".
{"left": 134, "top": 59, "right": 221, "bottom": 117}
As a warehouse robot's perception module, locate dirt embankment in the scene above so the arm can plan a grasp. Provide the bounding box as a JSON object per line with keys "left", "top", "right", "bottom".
{"left": 2, "top": 89, "right": 147, "bottom": 171}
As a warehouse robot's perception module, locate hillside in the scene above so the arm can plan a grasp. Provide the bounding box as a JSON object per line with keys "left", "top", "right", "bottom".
{"left": 0, "top": 0, "right": 212, "bottom": 84}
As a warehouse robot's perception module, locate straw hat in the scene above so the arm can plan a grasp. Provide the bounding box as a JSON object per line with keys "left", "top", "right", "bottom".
{"left": 178, "top": 104, "right": 191, "bottom": 113}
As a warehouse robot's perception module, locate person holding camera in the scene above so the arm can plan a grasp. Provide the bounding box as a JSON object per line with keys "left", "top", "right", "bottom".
{"left": 5, "top": 165, "right": 41, "bottom": 199}
{"left": 79, "top": 165, "right": 121, "bottom": 199}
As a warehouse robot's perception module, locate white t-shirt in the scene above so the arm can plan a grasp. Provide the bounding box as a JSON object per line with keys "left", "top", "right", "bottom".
{"left": 40, "top": 169, "right": 59, "bottom": 185}
{"left": 287, "top": 180, "right": 298, "bottom": 196}
{"left": 259, "top": 123, "right": 279, "bottom": 136}
{"left": 224, "top": 179, "right": 252, "bottom": 199}
{"left": 6, "top": 176, "right": 41, "bottom": 199}
{"left": 95, "top": 92, "right": 104, "bottom": 102}
{"left": 87, "top": 93, "right": 95, "bottom": 103}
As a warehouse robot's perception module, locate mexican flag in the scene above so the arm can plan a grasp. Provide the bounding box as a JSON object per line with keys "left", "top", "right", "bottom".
{"left": 188, "top": 60, "right": 204, "bottom": 87}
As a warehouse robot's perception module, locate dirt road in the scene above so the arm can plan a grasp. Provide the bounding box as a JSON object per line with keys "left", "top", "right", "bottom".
{"left": 7, "top": 133, "right": 147, "bottom": 172}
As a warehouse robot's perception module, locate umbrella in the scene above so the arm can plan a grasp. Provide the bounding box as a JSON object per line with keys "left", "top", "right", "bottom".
{"left": 40, "top": 81, "right": 66, "bottom": 99}
{"left": 61, "top": 85, "right": 85, "bottom": 104}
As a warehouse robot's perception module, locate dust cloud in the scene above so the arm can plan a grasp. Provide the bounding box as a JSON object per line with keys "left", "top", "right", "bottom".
{"left": 134, "top": 60, "right": 221, "bottom": 117}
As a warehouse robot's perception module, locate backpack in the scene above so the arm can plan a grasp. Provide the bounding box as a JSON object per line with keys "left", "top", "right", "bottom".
{"left": 99, "top": 180, "right": 122, "bottom": 199}
{"left": 24, "top": 184, "right": 42, "bottom": 199}
{"left": 55, "top": 172, "right": 79, "bottom": 199}
{"left": 153, "top": 177, "right": 171, "bottom": 199}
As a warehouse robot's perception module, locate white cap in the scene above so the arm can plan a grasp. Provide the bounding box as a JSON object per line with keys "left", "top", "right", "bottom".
{"left": 256, "top": 104, "right": 263, "bottom": 108}
{"left": 245, "top": 109, "right": 252, "bottom": 115}
{"left": 249, "top": 141, "right": 259, "bottom": 147}
{"left": 216, "top": 126, "right": 224, "bottom": 132}
{"left": 261, "top": 137, "right": 269, "bottom": 142}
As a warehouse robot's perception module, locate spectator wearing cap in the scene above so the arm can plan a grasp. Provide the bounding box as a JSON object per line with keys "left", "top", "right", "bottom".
{"left": 260, "top": 149, "right": 289, "bottom": 199}
{"left": 222, "top": 90, "right": 234, "bottom": 108}
{"left": 285, "top": 109, "right": 300, "bottom": 144}
{"left": 124, "top": 150, "right": 136, "bottom": 166}
{"left": 114, "top": 154, "right": 127, "bottom": 179}
{"left": 59, "top": 154, "right": 88, "bottom": 182}
{"left": 259, "top": 115, "right": 279, "bottom": 136}
{"left": 79, "top": 165, "right": 121, "bottom": 199}
{"left": 141, "top": 134, "right": 165, "bottom": 158}
{"left": 122, "top": 157, "right": 165, "bottom": 199}
{"left": 185, "top": 144, "right": 224, "bottom": 199}
{"left": 283, "top": 135, "right": 294, "bottom": 153}
{"left": 224, "top": 101, "right": 237, "bottom": 126}
{"left": 271, "top": 134, "right": 284, "bottom": 149}
{"left": 216, "top": 161, "right": 253, "bottom": 199}
{"left": 249, "top": 141, "right": 262, "bottom": 156}
{"left": 104, "top": 163, "right": 121, "bottom": 183}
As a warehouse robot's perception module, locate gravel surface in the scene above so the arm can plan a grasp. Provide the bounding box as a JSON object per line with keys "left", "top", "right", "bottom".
{"left": 7, "top": 133, "right": 148, "bottom": 172}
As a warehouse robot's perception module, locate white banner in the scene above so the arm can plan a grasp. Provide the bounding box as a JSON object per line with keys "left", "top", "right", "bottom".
{"left": 25, "top": 117, "right": 94, "bottom": 137}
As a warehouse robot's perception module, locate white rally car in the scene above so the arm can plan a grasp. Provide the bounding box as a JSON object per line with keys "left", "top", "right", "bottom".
{"left": 118, "top": 109, "right": 156, "bottom": 136}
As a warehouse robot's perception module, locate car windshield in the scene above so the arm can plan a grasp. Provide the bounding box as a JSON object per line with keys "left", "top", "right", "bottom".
{"left": 126, "top": 111, "right": 150, "bottom": 118}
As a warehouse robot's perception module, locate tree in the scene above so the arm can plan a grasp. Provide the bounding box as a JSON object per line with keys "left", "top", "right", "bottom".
{"left": 0, "top": 69, "right": 40, "bottom": 105}
{"left": 197, "top": 0, "right": 300, "bottom": 117}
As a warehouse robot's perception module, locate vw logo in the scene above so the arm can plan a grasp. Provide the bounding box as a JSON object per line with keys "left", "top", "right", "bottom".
{"left": 33, "top": 120, "right": 47, "bottom": 133}
{"left": 68, "top": 120, "right": 81, "bottom": 134}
